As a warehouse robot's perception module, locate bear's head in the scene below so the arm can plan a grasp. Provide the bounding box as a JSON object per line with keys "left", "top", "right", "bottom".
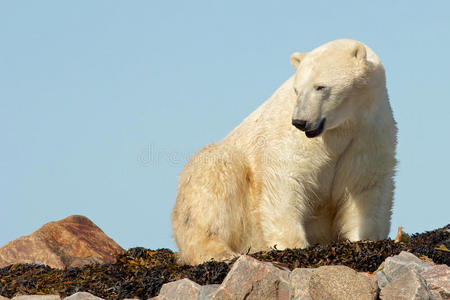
{"left": 290, "top": 39, "right": 374, "bottom": 138}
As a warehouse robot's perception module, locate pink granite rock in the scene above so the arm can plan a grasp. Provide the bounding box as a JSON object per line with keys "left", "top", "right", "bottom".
{"left": 376, "top": 251, "right": 432, "bottom": 289}
{"left": 0, "top": 215, "right": 123, "bottom": 269}
{"left": 289, "top": 268, "right": 314, "bottom": 300}
{"left": 309, "top": 265, "right": 378, "bottom": 300}
{"left": 197, "top": 284, "right": 220, "bottom": 300}
{"left": 63, "top": 292, "right": 104, "bottom": 300}
{"left": 210, "top": 255, "right": 290, "bottom": 300}
{"left": 422, "top": 264, "right": 450, "bottom": 299}
{"left": 379, "top": 269, "right": 433, "bottom": 300}
{"left": 156, "top": 278, "right": 200, "bottom": 300}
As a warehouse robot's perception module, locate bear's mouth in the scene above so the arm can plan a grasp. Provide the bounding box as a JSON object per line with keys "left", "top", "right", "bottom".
{"left": 305, "top": 118, "right": 326, "bottom": 138}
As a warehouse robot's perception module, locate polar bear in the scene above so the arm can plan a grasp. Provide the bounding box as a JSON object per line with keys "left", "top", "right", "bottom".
{"left": 171, "top": 39, "right": 397, "bottom": 265}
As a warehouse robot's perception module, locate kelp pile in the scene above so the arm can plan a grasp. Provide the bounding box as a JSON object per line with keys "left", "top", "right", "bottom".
{"left": 251, "top": 224, "right": 449, "bottom": 271}
{"left": 0, "top": 248, "right": 230, "bottom": 299}
{"left": 1, "top": 225, "right": 448, "bottom": 299}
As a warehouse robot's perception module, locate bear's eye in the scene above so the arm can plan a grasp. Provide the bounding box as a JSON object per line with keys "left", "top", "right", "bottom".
{"left": 294, "top": 88, "right": 299, "bottom": 95}
{"left": 315, "top": 85, "right": 326, "bottom": 91}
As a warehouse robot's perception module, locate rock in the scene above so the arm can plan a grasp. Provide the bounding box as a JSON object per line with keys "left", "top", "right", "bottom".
{"left": 0, "top": 296, "right": 10, "bottom": 300}
{"left": 210, "top": 255, "right": 290, "bottom": 300}
{"left": 289, "top": 268, "right": 314, "bottom": 300}
{"left": 198, "top": 284, "right": 220, "bottom": 300}
{"left": 376, "top": 251, "right": 433, "bottom": 289}
{"left": 0, "top": 215, "right": 123, "bottom": 269}
{"left": 379, "top": 269, "right": 433, "bottom": 300}
{"left": 11, "top": 296, "right": 61, "bottom": 300}
{"left": 359, "top": 271, "right": 377, "bottom": 282}
{"left": 63, "top": 292, "right": 104, "bottom": 300}
{"left": 430, "top": 291, "right": 444, "bottom": 300}
{"left": 156, "top": 278, "right": 200, "bottom": 300}
{"left": 422, "top": 264, "right": 450, "bottom": 299}
{"left": 309, "top": 265, "right": 378, "bottom": 300}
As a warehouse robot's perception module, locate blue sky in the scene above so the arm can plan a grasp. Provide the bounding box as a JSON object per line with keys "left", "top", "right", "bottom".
{"left": 1, "top": 1, "right": 449, "bottom": 251}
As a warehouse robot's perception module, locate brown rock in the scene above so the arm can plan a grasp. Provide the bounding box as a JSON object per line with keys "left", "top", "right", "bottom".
{"left": 198, "top": 284, "right": 220, "bottom": 300}
{"left": 0, "top": 215, "right": 123, "bottom": 269}
{"left": 309, "top": 265, "right": 378, "bottom": 300}
{"left": 63, "top": 292, "right": 104, "bottom": 300}
{"left": 156, "top": 278, "right": 200, "bottom": 300}
{"left": 210, "top": 255, "right": 290, "bottom": 300}
{"left": 376, "top": 251, "right": 432, "bottom": 289}
{"left": 289, "top": 268, "right": 314, "bottom": 300}
{"left": 359, "top": 271, "right": 377, "bottom": 282}
{"left": 422, "top": 264, "right": 450, "bottom": 299}
{"left": 379, "top": 269, "right": 432, "bottom": 300}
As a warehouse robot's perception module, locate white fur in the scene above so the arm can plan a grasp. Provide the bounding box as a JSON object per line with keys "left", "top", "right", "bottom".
{"left": 171, "top": 39, "right": 397, "bottom": 265}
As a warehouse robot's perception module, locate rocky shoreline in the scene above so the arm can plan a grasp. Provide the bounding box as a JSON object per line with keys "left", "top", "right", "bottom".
{"left": 0, "top": 217, "right": 448, "bottom": 299}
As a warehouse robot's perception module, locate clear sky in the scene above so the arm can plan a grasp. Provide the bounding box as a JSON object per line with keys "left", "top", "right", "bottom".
{"left": 1, "top": 1, "right": 449, "bottom": 251}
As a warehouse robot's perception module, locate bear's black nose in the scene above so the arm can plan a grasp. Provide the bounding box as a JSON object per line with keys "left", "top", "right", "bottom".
{"left": 292, "top": 119, "right": 308, "bottom": 131}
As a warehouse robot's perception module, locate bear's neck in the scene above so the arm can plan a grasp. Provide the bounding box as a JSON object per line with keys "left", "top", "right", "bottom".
{"left": 321, "top": 85, "right": 390, "bottom": 155}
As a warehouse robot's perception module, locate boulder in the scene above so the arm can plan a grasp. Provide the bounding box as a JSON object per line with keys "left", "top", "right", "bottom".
{"left": 376, "top": 251, "right": 433, "bottom": 289}
{"left": 197, "top": 284, "right": 220, "bottom": 300}
{"left": 309, "top": 265, "right": 378, "bottom": 300}
{"left": 422, "top": 264, "right": 450, "bottom": 299}
{"left": 0, "top": 215, "right": 123, "bottom": 269}
{"left": 155, "top": 278, "right": 200, "bottom": 300}
{"left": 63, "top": 292, "right": 104, "bottom": 300}
{"left": 289, "top": 268, "right": 314, "bottom": 300}
{"left": 379, "top": 269, "right": 433, "bottom": 300}
{"left": 210, "top": 255, "right": 290, "bottom": 300}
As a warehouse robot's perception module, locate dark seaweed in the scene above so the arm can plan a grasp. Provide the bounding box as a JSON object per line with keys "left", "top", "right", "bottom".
{"left": 1, "top": 224, "right": 448, "bottom": 299}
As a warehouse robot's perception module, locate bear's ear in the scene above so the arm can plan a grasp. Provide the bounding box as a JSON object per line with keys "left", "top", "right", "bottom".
{"left": 290, "top": 52, "right": 306, "bottom": 69}
{"left": 351, "top": 43, "right": 367, "bottom": 61}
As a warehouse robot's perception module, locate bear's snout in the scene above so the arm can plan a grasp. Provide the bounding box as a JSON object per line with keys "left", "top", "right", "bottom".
{"left": 293, "top": 118, "right": 326, "bottom": 138}
{"left": 292, "top": 119, "right": 308, "bottom": 131}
